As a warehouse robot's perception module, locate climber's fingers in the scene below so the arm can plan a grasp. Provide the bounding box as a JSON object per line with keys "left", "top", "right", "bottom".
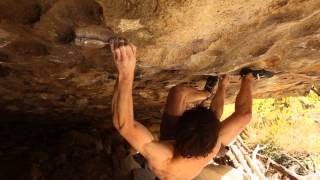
{"left": 109, "top": 37, "right": 133, "bottom": 61}
{"left": 109, "top": 37, "right": 121, "bottom": 60}
{"left": 110, "top": 39, "right": 114, "bottom": 52}
{"left": 118, "top": 38, "right": 130, "bottom": 60}
{"left": 119, "top": 46, "right": 127, "bottom": 60}
{"left": 127, "top": 43, "right": 136, "bottom": 58}
{"left": 129, "top": 43, "right": 137, "bottom": 56}
{"left": 110, "top": 39, "right": 117, "bottom": 60}
{"left": 119, "top": 38, "right": 126, "bottom": 47}
{"left": 126, "top": 45, "right": 133, "bottom": 59}
{"left": 114, "top": 48, "right": 121, "bottom": 61}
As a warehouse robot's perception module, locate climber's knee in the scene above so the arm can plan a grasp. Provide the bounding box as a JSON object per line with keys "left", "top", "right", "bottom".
{"left": 168, "top": 84, "right": 189, "bottom": 98}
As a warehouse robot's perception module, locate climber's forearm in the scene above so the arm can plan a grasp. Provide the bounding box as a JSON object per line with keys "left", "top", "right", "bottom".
{"left": 112, "top": 74, "right": 135, "bottom": 131}
{"left": 210, "top": 84, "right": 226, "bottom": 119}
{"left": 112, "top": 79, "right": 119, "bottom": 127}
{"left": 112, "top": 73, "right": 154, "bottom": 155}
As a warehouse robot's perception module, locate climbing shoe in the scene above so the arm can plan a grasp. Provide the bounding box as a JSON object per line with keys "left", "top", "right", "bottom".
{"left": 204, "top": 76, "right": 218, "bottom": 92}
{"left": 240, "top": 68, "right": 274, "bottom": 79}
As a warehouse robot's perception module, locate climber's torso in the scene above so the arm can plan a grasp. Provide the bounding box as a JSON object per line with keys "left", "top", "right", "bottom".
{"left": 143, "top": 140, "right": 221, "bottom": 180}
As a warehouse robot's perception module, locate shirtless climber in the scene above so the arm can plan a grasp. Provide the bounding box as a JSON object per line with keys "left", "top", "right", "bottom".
{"left": 110, "top": 38, "right": 272, "bottom": 180}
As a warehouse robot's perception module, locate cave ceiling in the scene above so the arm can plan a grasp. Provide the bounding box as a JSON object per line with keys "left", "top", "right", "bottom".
{"left": 0, "top": 0, "right": 319, "bottom": 123}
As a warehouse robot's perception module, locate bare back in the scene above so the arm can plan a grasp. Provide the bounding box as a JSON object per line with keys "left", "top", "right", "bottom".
{"left": 144, "top": 140, "right": 222, "bottom": 180}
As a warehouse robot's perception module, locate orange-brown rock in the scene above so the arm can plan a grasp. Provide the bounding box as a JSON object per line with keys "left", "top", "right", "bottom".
{"left": 0, "top": 0, "right": 319, "bottom": 123}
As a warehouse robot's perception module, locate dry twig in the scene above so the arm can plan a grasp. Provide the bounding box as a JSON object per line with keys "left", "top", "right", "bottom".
{"left": 281, "top": 153, "right": 309, "bottom": 173}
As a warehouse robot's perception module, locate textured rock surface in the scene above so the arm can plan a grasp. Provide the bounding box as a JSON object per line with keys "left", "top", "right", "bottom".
{"left": 0, "top": 0, "right": 319, "bottom": 123}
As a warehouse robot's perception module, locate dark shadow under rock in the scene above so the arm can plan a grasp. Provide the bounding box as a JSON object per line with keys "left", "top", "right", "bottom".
{"left": 0, "top": 65, "right": 11, "bottom": 77}
{"left": 8, "top": 40, "right": 49, "bottom": 57}
{"left": 0, "top": 0, "right": 42, "bottom": 25}
{"left": 0, "top": 51, "right": 10, "bottom": 62}
{"left": 0, "top": 121, "right": 114, "bottom": 180}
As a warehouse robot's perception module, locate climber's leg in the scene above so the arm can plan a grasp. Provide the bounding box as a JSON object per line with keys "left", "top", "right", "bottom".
{"left": 164, "top": 84, "right": 211, "bottom": 116}
{"left": 160, "top": 84, "right": 210, "bottom": 140}
{"left": 218, "top": 74, "right": 254, "bottom": 145}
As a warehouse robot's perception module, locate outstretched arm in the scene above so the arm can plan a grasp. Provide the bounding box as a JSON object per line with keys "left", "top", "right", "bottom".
{"left": 111, "top": 39, "right": 154, "bottom": 156}
{"left": 210, "top": 75, "right": 229, "bottom": 119}
{"left": 219, "top": 74, "right": 253, "bottom": 145}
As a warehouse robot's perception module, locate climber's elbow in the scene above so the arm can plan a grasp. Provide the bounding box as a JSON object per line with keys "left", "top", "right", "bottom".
{"left": 113, "top": 119, "right": 121, "bottom": 131}
{"left": 240, "top": 111, "right": 252, "bottom": 125}
{"left": 234, "top": 110, "right": 252, "bottom": 126}
{"left": 113, "top": 116, "right": 134, "bottom": 135}
{"left": 113, "top": 115, "right": 123, "bottom": 131}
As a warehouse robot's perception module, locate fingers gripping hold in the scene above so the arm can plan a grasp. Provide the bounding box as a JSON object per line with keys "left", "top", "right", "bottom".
{"left": 110, "top": 37, "right": 137, "bottom": 62}
{"left": 115, "top": 48, "right": 121, "bottom": 60}
{"left": 110, "top": 37, "right": 132, "bottom": 60}
{"left": 109, "top": 37, "right": 137, "bottom": 76}
{"left": 119, "top": 46, "right": 127, "bottom": 60}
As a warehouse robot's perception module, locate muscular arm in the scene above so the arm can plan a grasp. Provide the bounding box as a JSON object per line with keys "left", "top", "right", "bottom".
{"left": 219, "top": 75, "right": 253, "bottom": 145}
{"left": 112, "top": 75, "right": 134, "bottom": 131}
{"left": 210, "top": 84, "right": 226, "bottom": 120}
{"left": 111, "top": 41, "right": 154, "bottom": 156}
{"left": 112, "top": 75, "right": 154, "bottom": 154}
{"left": 210, "top": 75, "right": 229, "bottom": 120}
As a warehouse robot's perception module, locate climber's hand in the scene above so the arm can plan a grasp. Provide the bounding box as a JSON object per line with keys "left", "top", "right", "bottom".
{"left": 110, "top": 37, "right": 137, "bottom": 79}
{"left": 219, "top": 74, "right": 229, "bottom": 87}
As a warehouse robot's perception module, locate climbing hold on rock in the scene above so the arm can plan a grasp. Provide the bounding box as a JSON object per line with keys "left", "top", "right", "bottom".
{"left": 75, "top": 26, "right": 114, "bottom": 49}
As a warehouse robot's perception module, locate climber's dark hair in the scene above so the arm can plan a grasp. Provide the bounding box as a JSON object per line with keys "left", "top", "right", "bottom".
{"left": 174, "top": 106, "right": 221, "bottom": 158}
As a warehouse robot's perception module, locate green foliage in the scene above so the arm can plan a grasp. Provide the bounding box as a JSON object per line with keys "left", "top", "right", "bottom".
{"left": 244, "top": 91, "right": 320, "bottom": 152}
{"left": 223, "top": 91, "right": 320, "bottom": 173}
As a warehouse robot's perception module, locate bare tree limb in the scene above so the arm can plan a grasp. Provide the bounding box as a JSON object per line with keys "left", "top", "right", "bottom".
{"left": 230, "top": 144, "right": 253, "bottom": 178}
{"left": 308, "top": 155, "right": 317, "bottom": 173}
{"left": 281, "top": 153, "right": 309, "bottom": 173}
{"left": 236, "top": 142, "right": 266, "bottom": 180}
{"left": 237, "top": 136, "right": 251, "bottom": 153}
{"left": 311, "top": 86, "right": 320, "bottom": 96}
{"left": 256, "top": 154, "right": 301, "bottom": 180}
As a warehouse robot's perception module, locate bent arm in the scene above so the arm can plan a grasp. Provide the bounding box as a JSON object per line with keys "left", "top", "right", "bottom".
{"left": 112, "top": 75, "right": 134, "bottom": 130}
{"left": 111, "top": 41, "right": 154, "bottom": 156}
{"left": 210, "top": 75, "right": 229, "bottom": 120}
{"left": 219, "top": 75, "right": 253, "bottom": 145}
{"left": 112, "top": 75, "right": 154, "bottom": 155}
{"left": 210, "top": 84, "right": 226, "bottom": 120}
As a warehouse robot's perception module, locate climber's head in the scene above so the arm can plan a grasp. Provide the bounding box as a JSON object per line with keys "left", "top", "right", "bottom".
{"left": 174, "top": 106, "right": 221, "bottom": 158}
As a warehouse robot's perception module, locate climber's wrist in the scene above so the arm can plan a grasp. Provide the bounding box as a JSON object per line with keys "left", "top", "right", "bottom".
{"left": 118, "top": 72, "right": 134, "bottom": 83}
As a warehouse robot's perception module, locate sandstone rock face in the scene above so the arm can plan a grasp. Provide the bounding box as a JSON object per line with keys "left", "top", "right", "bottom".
{"left": 0, "top": 0, "right": 319, "bottom": 122}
